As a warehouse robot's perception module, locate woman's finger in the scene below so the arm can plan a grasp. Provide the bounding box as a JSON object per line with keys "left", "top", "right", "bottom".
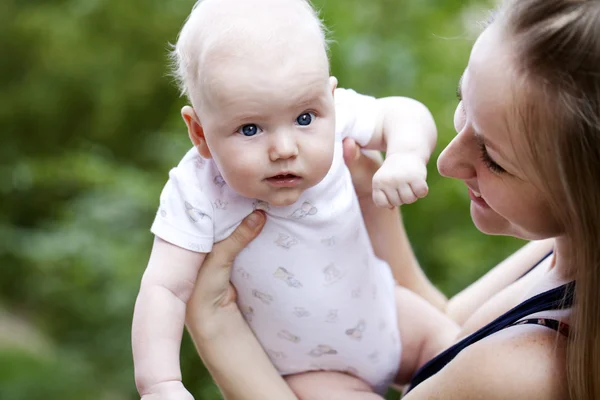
{"left": 210, "top": 211, "right": 266, "bottom": 269}
{"left": 188, "top": 211, "right": 266, "bottom": 313}
{"left": 342, "top": 137, "right": 362, "bottom": 165}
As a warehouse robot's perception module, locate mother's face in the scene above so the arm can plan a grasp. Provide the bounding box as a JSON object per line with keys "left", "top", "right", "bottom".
{"left": 436, "top": 23, "right": 562, "bottom": 240}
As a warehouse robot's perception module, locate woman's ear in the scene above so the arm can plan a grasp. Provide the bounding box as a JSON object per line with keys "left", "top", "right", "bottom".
{"left": 182, "top": 106, "right": 212, "bottom": 159}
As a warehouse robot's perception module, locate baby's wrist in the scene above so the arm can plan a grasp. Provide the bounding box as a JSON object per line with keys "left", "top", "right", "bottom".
{"left": 139, "top": 379, "right": 186, "bottom": 399}
{"left": 386, "top": 149, "right": 429, "bottom": 165}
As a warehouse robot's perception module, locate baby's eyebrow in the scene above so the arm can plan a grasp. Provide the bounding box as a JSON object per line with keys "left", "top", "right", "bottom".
{"left": 295, "top": 96, "right": 322, "bottom": 110}
{"left": 290, "top": 90, "right": 323, "bottom": 108}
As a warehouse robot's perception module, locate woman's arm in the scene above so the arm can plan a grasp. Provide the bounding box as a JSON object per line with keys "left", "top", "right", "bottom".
{"left": 393, "top": 286, "right": 459, "bottom": 386}
{"left": 342, "top": 139, "right": 447, "bottom": 311}
{"left": 445, "top": 239, "right": 554, "bottom": 325}
{"left": 191, "top": 311, "right": 297, "bottom": 400}
{"left": 343, "top": 140, "right": 554, "bottom": 321}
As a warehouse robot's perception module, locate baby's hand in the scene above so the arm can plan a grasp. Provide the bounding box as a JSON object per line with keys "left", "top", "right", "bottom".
{"left": 140, "top": 381, "right": 194, "bottom": 400}
{"left": 372, "top": 152, "right": 428, "bottom": 208}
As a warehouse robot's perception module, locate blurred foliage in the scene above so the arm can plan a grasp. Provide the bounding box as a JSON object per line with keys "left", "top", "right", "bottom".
{"left": 0, "top": 0, "right": 522, "bottom": 399}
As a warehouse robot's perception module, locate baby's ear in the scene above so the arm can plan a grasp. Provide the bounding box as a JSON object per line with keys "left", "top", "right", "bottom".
{"left": 181, "top": 106, "right": 212, "bottom": 159}
{"left": 329, "top": 76, "right": 338, "bottom": 95}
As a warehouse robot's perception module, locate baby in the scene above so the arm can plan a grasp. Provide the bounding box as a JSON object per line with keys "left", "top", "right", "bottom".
{"left": 132, "top": 0, "right": 437, "bottom": 398}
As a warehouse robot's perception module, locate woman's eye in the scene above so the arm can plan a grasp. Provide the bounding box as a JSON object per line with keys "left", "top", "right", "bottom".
{"left": 238, "top": 124, "right": 260, "bottom": 136}
{"left": 296, "top": 112, "right": 316, "bottom": 126}
{"left": 478, "top": 142, "right": 506, "bottom": 174}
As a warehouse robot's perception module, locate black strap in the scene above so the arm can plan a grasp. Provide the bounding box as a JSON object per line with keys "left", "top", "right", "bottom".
{"left": 406, "top": 281, "right": 575, "bottom": 393}
{"left": 511, "top": 318, "right": 570, "bottom": 337}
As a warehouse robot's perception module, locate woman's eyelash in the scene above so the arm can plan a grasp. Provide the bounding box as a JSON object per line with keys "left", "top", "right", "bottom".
{"left": 478, "top": 142, "right": 506, "bottom": 173}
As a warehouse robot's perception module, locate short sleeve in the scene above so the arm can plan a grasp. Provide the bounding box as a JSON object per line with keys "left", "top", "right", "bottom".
{"left": 151, "top": 166, "right": 214, "bottom": 253}
{"left": 334, "top": 88, "right": 380, "bottom": 147}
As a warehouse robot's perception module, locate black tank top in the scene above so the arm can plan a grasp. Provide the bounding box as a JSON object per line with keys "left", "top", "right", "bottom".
{"left": 406, "top": 266, "right": 575, "bottom": 393}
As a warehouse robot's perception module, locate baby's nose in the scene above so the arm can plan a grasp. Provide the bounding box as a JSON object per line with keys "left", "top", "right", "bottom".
{"left": 269, "top": 131, "right": 299, "bottom": 161}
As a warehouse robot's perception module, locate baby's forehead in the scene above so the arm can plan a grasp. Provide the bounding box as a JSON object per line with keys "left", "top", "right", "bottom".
{"left": 202, "top": 30, "right": 326, "bottom": 70}
{"left": 200, "top": 50, "right": 330, "bottom": 108}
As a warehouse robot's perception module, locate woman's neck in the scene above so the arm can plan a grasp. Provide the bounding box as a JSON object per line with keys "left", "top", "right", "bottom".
{"left": 550, "top": 236, "right": 576, "bottom": 283}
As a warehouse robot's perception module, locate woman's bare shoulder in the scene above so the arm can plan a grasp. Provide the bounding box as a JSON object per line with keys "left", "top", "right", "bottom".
{"left": 404, "top": 323, "right": 568, "bottom": 400}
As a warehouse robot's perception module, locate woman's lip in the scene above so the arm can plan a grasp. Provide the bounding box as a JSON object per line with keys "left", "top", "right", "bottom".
{"left": 468, "top": 188, "right": 489, "bottom": 208}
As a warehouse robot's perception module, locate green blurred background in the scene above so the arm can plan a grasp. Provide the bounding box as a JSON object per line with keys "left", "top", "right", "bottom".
{"left": 0, "top": 0, "right": 522, "bottom": 399}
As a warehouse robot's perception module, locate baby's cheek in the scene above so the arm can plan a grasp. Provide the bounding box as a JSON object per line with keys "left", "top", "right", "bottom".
{"left": 216, "top": 150, "right": 260, "bottom": 182}
{"left": 226, "top": 158, "right": 261, "bottom": 182}
{"left": 309, "top": 138, "right": 334, "bottom": 173}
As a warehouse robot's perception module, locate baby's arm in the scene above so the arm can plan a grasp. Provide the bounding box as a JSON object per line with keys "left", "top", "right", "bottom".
{"left": 363, "top": 97, "right": 437, "bottom": 208}
{"left": 132, "top": 237, "right": 206, "bottom": 399}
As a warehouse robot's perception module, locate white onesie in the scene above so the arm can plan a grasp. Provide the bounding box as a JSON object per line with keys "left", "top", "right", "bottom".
{"left": 151, "top": 89, "right": 401, "bottom": 393}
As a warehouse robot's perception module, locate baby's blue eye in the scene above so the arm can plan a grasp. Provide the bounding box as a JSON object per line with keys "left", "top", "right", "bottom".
{"left": 239, "top": 124, "right": 259, "bottom": 136}
{"left": 296, "top": 113, "right": 314, "bottom": 126}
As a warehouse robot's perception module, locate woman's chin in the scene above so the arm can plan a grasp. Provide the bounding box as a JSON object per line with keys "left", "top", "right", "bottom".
{"left": 470, "top": 202, "right": 506, "bottom": 235}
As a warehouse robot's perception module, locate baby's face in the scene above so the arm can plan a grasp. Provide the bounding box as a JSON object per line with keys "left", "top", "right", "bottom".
{"left": 195, "top": 55, "right": 336, "bottom": 207}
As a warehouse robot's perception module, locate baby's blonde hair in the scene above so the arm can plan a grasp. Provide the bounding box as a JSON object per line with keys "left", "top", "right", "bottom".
{"left": 169, "top": 0, "right": 330, "bottom": 104}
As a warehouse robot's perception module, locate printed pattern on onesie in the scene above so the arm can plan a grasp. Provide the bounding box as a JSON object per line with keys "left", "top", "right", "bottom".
{"left": 151, "top": 88, "right": 402, "bottom": 393}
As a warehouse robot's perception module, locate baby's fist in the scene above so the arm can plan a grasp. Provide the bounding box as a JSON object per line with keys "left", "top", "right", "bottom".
{"left": 372, "top": 152, "right": 428, "bottom": 208}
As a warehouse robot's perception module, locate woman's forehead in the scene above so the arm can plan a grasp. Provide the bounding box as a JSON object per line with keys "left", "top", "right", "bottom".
{"left": 464, "top": 24, "right": 537, "bottom": 176}
{"left": 464, "top": 28, "right": 514, "bottom": 135}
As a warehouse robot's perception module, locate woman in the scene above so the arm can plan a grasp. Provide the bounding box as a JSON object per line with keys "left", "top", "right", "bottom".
{"left": 184, "top": 0, "right": 600, "bottom": 398}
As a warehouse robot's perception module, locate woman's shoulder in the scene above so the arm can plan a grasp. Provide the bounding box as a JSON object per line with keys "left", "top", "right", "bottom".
{"left": 404, "top": 323, "right": 568, "bottom": 400}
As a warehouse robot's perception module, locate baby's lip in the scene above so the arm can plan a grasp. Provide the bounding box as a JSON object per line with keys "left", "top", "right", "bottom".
{"left": 266, "top": 172, "right": 301, "bottom": 179}
{"left": 264, "top": 173, "right": 303, "bottom": 188}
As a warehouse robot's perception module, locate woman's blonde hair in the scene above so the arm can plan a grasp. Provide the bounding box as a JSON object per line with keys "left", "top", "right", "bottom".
{"left": 500, "top": 0, "right": 600, "bottom": 398}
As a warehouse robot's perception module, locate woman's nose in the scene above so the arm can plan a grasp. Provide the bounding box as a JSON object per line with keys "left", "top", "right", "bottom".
{"left": 269, "top": 130, "right": 299, "bottom": 161}
{"left": 437, "top": 132, "right": 476, "bottom": 180}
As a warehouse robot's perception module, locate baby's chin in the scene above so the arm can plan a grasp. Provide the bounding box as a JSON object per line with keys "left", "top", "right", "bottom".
{"left": 260, "top": 176, "right": 328, "bottom": 207}
{"left": 261, "top": 191, "right": 303, "bottom": 208}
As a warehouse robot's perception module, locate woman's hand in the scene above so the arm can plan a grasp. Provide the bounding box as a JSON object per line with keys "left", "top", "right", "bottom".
{"left": 185, "top": 212, "right": 299, "bottom": 400}
{"left": 185, "top": 211, "right": 266, "bottom": 340}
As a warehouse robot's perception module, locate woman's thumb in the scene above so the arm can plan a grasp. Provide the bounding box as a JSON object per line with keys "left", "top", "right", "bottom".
{"left": 210, "top": 211, "right": 266, "bottom": 269}
{"left": 342, "top": 138, "right": 383, "bottom": 196}
{"left": 189, "top": 211, "right": 266, "bottom": 311}
{"left": 342, "top": 138, "right": 362, "bottom": 169}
